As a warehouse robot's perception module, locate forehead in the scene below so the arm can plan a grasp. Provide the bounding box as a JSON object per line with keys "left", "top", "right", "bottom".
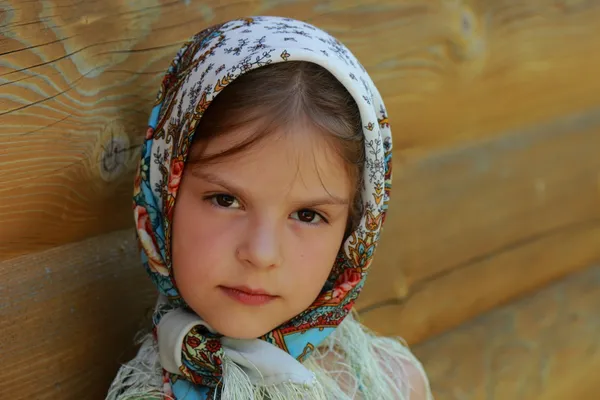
{"left": 193, "top": 121, "right": 351, "bottom": 196}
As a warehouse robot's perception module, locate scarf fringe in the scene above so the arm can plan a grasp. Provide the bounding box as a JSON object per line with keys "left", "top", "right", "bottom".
{"left": 220, "top": 356, "right": 328, "bottom": 400}
{"left": 106, "top": 314, "right": 433, "bottom": 400}
{"left": 106, "top": 334, "right": 171, "bottom": 400}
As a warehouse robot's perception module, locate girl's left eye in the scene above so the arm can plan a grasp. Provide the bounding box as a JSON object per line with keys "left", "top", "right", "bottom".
{"left": 291, "top": 209, "right": 326, "bottom": 225}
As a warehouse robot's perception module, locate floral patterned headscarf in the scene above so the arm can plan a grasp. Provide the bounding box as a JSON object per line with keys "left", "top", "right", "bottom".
{"left": 133, "top": 15, "right": 392, "bottom": 398}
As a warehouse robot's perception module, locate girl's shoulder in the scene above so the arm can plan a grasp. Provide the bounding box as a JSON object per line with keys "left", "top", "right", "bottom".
{"left": 315, "top": 340, "right": 432, "bottom": 400}
{"left": 313, "top": 315, "right": 433, "bottom": 400}
{"left": 372, "top": 337, "right": 432, "bottom": 400}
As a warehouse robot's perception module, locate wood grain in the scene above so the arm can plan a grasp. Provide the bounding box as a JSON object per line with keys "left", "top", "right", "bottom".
{"left": 411, "top": 264, "right": 600, "bottom": 400}
{"left": 0, "top": 229, "right": 156, "bottom": 400}
{"left": 2, "top": 0, "right": 600, "bottom": 259}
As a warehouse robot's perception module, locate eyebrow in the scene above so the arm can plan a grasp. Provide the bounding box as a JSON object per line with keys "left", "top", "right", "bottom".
{"left": 192, "top": 170, "right": 350, "bottom": 207}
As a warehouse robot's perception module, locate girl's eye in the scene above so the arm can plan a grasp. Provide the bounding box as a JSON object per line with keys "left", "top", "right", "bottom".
{"left": 291, "top": 209, "right": 326, "bottom": 224}
{"left": 210, "top": 194, "right": 240, "bottom": 209}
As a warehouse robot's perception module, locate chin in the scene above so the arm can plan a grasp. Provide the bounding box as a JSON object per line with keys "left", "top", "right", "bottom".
{"left": 212, "top": 319, "right": 276, "bottom": 339}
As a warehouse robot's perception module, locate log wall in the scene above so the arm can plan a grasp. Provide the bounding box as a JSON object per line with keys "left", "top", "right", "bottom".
{"left": 2, "top": 0, "right": 600, "bottom": 398}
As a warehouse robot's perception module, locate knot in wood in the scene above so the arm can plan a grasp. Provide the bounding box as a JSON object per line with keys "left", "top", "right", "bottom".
{"left": 95, "top": 121, "right": 131, "bottom": 182}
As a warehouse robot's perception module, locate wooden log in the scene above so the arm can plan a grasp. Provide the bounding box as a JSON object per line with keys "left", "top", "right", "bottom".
{"left": 0, "top": 229, "right": 155, "bottom": 400}
{"left": 411, "top": 264, "right": 600, "bottom": 400}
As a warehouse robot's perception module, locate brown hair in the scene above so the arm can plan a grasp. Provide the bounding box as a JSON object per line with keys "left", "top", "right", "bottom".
{"left": 187, "top": 61, "right": 365, "bottom": 233}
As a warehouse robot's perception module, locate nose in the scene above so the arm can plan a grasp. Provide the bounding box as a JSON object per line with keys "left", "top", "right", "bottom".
{"left": 236, "top": 218, "right": 283, "bottom": 269}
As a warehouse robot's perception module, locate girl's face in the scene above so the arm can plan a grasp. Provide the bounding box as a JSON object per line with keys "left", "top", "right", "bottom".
{"left": 171, "top": 121, "right": 352, "bottom": 339}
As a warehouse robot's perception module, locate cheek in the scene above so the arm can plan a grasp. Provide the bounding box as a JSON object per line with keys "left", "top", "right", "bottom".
{"left": 171, "top": 190, "right": 232, "bottom": 285}
{"left": 285, "top": 228, "right": 343, "bottom": 300}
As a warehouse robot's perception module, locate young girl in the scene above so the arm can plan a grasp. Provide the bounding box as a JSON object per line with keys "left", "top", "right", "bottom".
{"left": 107, "top": 16, "right": 433, "bottom": 400}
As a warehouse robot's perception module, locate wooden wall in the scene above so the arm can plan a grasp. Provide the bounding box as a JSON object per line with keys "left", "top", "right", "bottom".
{"left": 2, "top": 0, "right": 600, "bottom": 398}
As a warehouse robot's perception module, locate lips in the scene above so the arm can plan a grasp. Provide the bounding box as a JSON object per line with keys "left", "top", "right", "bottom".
{"left": 229, "top": 286, "right": 274, "bottom": 296}
{"left": 220, "top": 285, "right": 278, "bottom": 306}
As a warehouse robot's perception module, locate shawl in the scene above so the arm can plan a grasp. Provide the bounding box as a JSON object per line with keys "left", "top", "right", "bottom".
{"left": 128, "top": 15, "right": 393, "bottom": 399}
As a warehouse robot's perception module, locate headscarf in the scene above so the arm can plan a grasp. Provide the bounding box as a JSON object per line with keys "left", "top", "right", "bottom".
{"left": 132, "top": 15, "right": 393, "bottom": 399}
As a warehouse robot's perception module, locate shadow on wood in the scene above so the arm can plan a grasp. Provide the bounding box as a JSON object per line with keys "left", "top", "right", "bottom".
{"left": 0, "top": 230, "right": 155, "bottom": 399}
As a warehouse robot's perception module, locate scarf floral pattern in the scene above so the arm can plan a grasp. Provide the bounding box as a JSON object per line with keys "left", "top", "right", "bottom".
{"left": 133, "top": 16, "right": 393, "bottom": 399}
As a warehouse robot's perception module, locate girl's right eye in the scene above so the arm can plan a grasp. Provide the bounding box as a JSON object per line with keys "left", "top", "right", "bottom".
{"left": 206, "top": 194, "right": 241, "bottom": 209}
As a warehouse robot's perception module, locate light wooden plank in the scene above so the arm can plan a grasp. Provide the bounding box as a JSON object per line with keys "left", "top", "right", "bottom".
{"left": 410, "top": 265, "right": 600, "bottom": 400}
{"left": 0, "top": 229, "right": 156, "bottom": 400}
{"left": 3, "top": 0, "right": 600, "bottom": 260}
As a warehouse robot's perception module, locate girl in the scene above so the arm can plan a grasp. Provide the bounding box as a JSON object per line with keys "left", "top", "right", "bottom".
{"left": 107, "top": 16, "right": 433, "bottom": 400}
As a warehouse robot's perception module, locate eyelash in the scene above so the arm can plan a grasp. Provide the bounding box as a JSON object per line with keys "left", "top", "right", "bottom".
{"left": 203, "top": 193, "right": 329, "bottom": 225}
